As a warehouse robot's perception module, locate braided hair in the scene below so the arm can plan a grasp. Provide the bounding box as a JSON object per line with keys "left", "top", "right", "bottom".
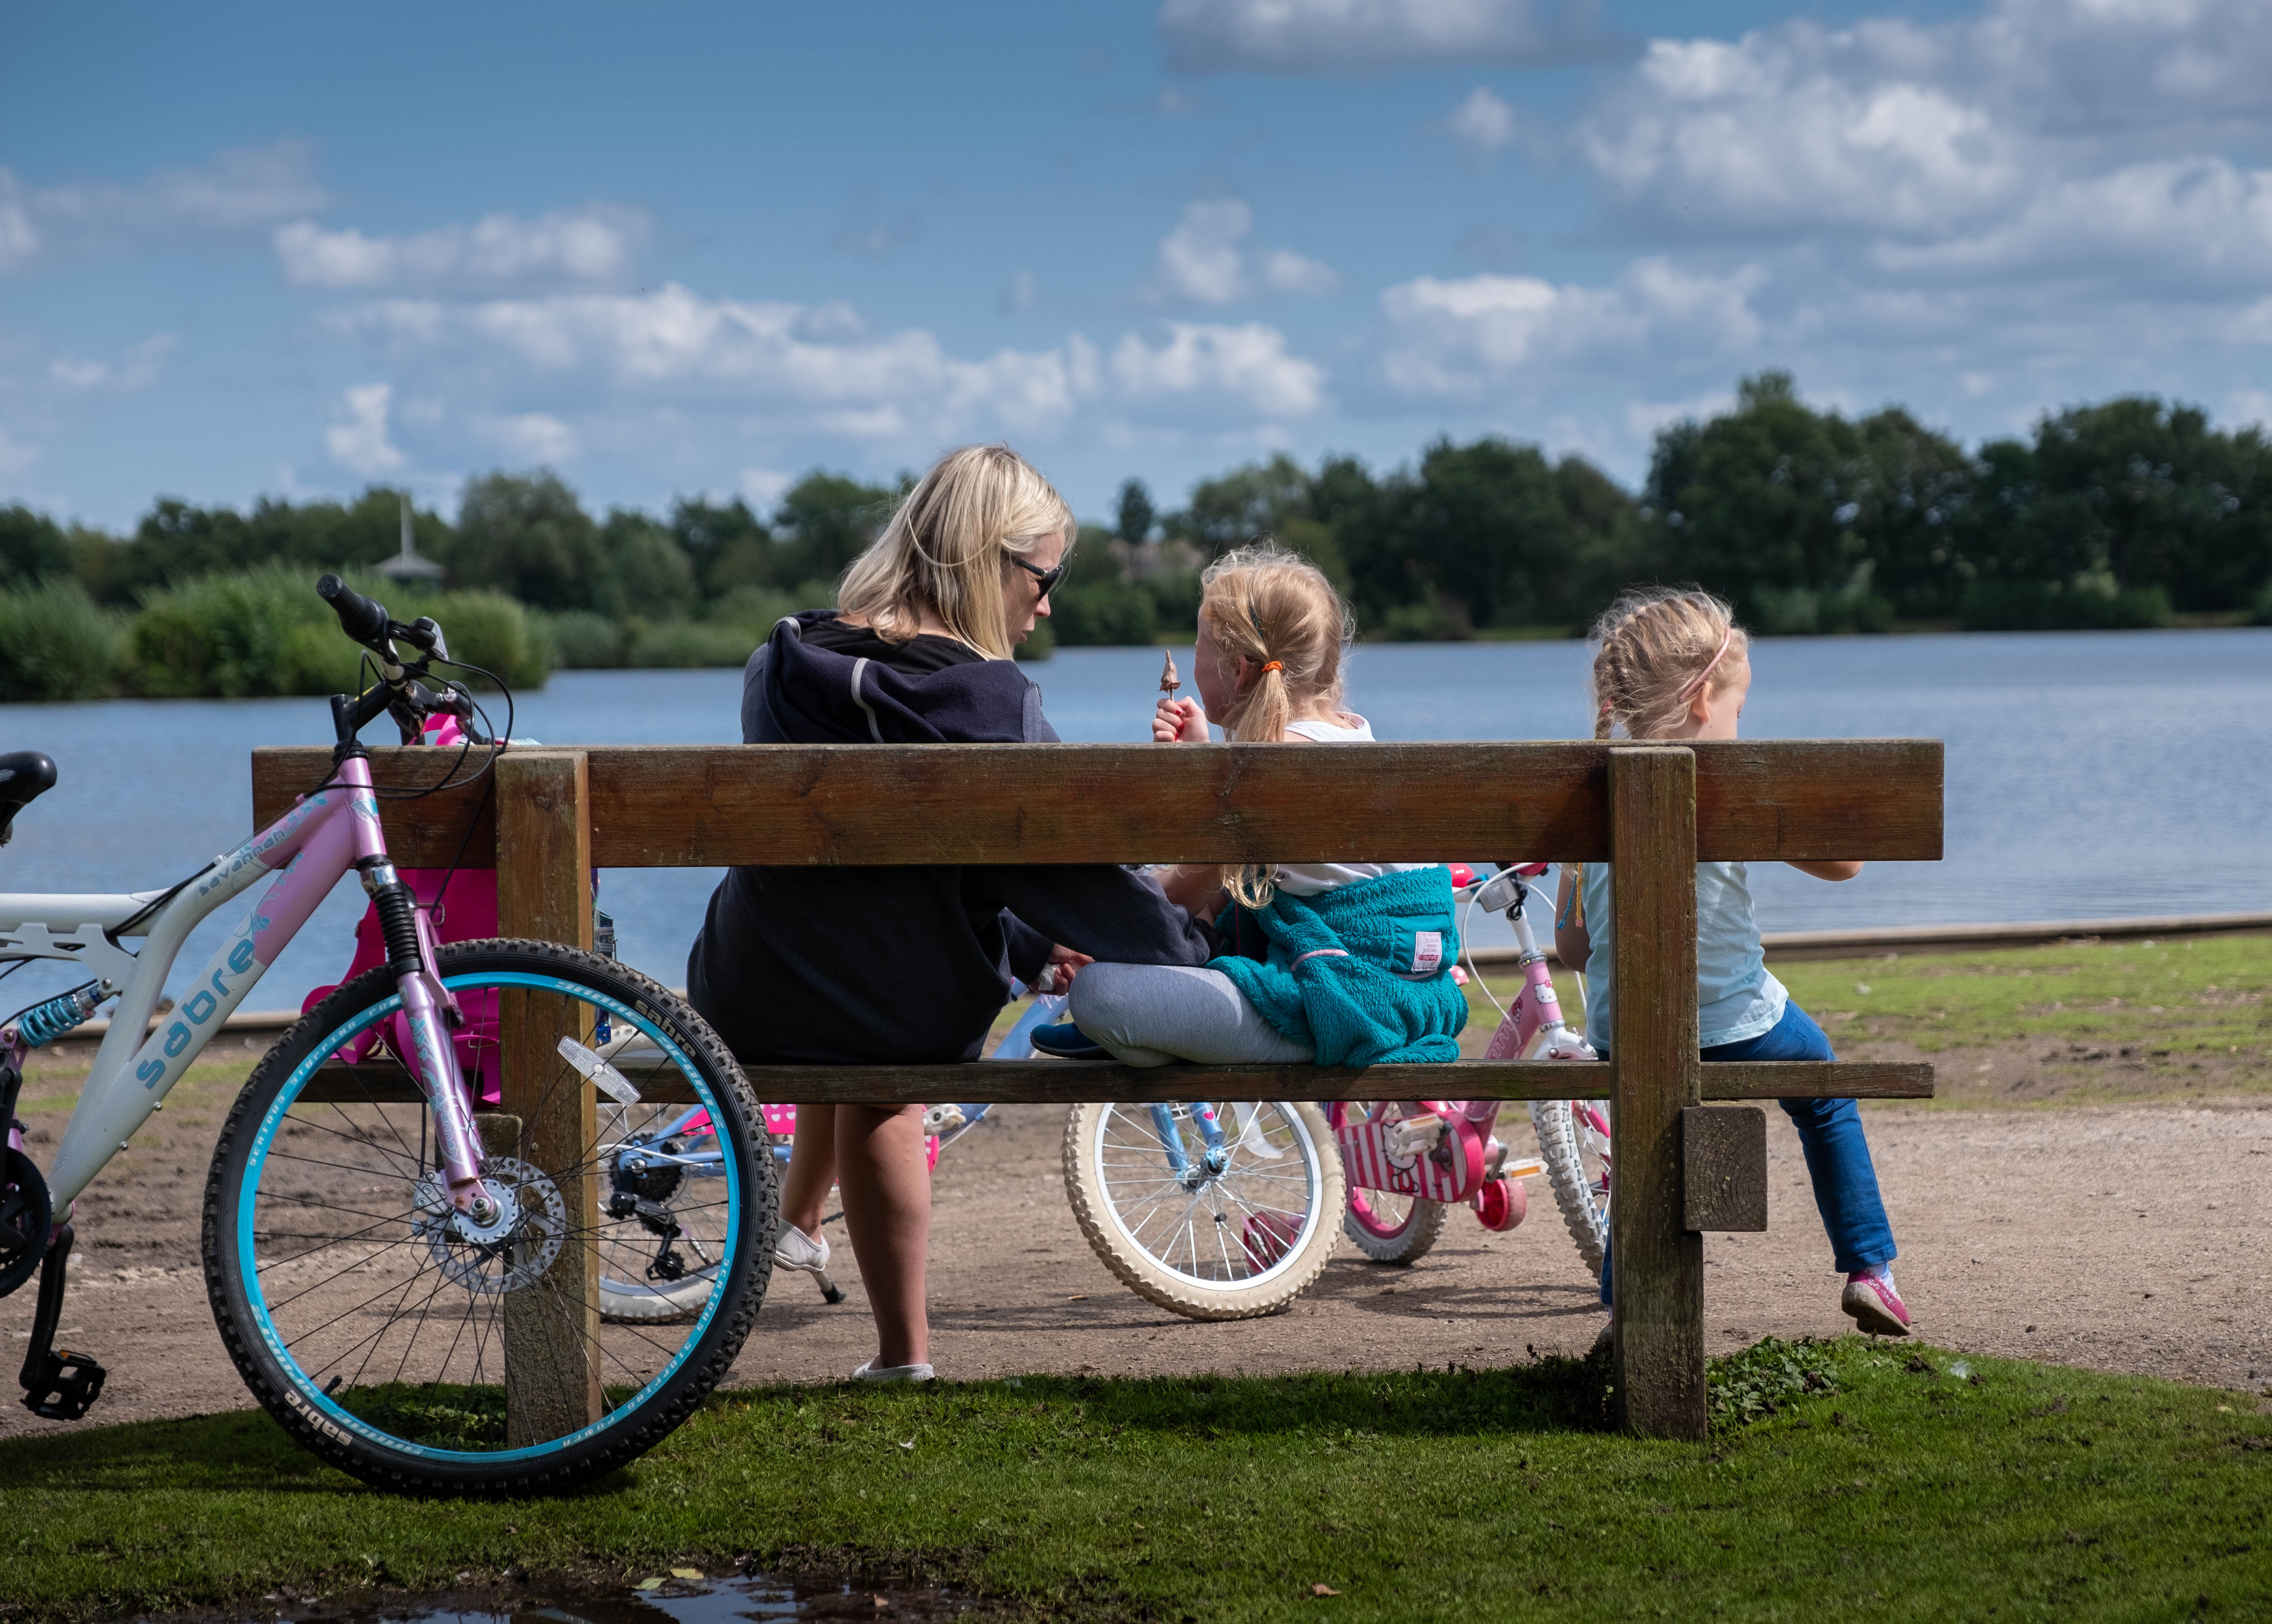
{"left": 1588, "top": 586, "right": 1748, "bottom": 741}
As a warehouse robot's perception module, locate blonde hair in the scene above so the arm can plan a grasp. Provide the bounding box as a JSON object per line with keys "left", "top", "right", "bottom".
{"left": 836, "top": 444, "right": 1074, "bottom": 660}
{"left": 1587, "top": 586, "right": 1750, "bottom": 741}
{"left": 1198, "top": 541, "right": 1356, "bottom": 907}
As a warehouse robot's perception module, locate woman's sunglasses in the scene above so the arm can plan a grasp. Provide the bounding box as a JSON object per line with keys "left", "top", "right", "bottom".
{"left": 1013, "top": 555, "right": 1068, "bottom": 596}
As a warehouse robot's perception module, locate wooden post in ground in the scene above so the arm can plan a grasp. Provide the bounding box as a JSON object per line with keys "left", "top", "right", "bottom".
{"left": 1608, "top": 745, "right": 1706, "bottom": 1439}
{"left": 492, "top": 748, "right": 601, "bottom": 1446}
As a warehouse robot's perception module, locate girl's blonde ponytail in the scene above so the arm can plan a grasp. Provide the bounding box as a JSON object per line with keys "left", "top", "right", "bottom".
{"left": 1196, "top": 543, "right": 1354, "bottom": 908}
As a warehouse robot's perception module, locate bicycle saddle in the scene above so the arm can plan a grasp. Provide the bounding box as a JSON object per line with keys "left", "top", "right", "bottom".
{"left": 0, "top": 751, "right": 57, "bottom": 847}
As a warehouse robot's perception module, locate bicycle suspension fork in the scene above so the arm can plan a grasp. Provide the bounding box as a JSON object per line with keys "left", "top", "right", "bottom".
{"left": 334, "top": 755, "right": 500, "bottom": 1229}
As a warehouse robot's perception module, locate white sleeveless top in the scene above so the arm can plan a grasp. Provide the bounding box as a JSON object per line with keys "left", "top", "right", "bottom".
{"left": 1273, "top": 714, "right": 1434, "bottom": 897}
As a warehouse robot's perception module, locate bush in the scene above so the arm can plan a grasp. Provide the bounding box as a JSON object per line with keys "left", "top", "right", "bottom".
{"left": 127, "top": 566, "right": 363, "bottom": 698}
{"left": 2252, "top": 578, "right": 2272, "bottom": 626}
{"left": 1050, "top": 578, "right": 1156, "bottom": 646}
{"left": 420, "top": 589, "right": 552, "bottom": 689}
{"left": 625, "top": 619, "right": 760, "bottom": 668}
{"left": 0, "top": 581, "right": 123, "bottom": 701}
{"left": 1959, "top": 576, "right": 2172, "bottom": 631}
{"left": 537, "top": 610, "right": 625, "bottom": 670}
{"left": 126, "top": 568, "right": 551, "bottom": 698}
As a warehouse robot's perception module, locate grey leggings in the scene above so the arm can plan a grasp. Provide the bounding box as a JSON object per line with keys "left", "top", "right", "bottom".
{"left": 1067, "top": 962, "right": 1314, "bottom": 1068}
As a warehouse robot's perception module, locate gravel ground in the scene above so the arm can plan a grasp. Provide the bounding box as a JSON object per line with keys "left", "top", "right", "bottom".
{"left": 6, "top": 1073, "right": 2266, "bottom": 1442}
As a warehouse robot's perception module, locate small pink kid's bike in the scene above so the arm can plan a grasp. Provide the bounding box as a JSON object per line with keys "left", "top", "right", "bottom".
{"left": 1330, "top": 863, "right": 1611, "bottom": 1275}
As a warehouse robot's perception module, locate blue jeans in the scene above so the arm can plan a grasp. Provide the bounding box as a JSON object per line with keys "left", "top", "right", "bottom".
{"left": 1599, "top": 1000, "right": 1897, "bottom": 1306}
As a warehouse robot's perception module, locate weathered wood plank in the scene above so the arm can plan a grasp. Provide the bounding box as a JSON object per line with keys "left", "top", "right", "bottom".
{"left": 294, "top": 1057, "right": 1934, "bottom": 1106}
{"left": 493, "top": 750, "right": 602, "bottom": 1445}
{"left": 1682, "top": 1106, "right": 1768, "bottom": 1232}
{"left": 251, "top": 740, "right": 1944, "bottom": 869}
{"left": 1608, "top": 746, "right": 1707, "bottom": 1442}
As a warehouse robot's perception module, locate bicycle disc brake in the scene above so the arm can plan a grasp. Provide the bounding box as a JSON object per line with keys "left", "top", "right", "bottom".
{"left": 412, "top": 1157, "right": 566, "bottom": 1294}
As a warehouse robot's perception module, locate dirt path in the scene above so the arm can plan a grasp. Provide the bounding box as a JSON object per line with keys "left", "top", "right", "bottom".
{"left": 5, "top": 1084, "right": 2266, "bottom": 1442}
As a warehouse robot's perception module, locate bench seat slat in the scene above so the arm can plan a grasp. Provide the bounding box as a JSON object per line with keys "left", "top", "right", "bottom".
{"left": 295, "top": 1057, "right": 1930, "bottom": 1107}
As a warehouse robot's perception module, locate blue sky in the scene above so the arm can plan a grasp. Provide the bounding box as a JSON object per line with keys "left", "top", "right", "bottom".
{"left": 4, "top": 0, "right": 2269, "bottom": 530}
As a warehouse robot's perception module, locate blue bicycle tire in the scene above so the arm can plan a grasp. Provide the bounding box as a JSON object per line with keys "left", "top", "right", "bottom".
{"left": 200, "top": 938, "right": 774, "bottom": 1496}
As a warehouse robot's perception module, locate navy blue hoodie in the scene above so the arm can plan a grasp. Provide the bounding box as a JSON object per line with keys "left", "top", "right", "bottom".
{"left": 687, "top": 612, "right": 1214, "bottom": 1064}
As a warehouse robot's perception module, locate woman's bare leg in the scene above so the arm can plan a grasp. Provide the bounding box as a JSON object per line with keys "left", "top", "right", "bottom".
{"left": 780, "top": 1108, "right": 837, "bottom": 1239}
{"left": 833, "top": 1102, "right": 931, "bottom": 1369}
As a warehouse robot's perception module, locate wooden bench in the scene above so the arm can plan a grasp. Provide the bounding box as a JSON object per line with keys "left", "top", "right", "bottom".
{"left": 253, "top": 738, "right": 1941, "bottom": 1441}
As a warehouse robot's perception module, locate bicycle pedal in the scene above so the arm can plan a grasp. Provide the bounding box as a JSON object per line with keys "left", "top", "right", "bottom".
{"left": 1382, "top": 1115, "right": 1445, "bottom": 1161}
{"left": 22, "top": 1346, "right": 105, "bottom": 1421}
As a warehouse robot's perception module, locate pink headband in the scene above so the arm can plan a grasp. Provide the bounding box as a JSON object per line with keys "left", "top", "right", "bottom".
{"left": 1674, "top": 627, "right": 1735, "bottom": 705}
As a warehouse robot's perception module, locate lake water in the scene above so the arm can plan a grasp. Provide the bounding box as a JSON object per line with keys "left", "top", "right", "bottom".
{"left": 2, "top": 627, "right": 2267, "bottom": 1012}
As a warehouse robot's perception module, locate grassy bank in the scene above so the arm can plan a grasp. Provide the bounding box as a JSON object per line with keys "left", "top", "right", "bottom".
{"left": 0, "top": 1339, "right": 2266, "bottom": 1621}
{"left": 1462, "top": 933, "right": 2272, "bottom": 1105}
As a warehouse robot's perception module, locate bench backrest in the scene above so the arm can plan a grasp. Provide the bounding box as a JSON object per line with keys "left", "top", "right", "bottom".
{"left": 252, "top": 739, "right": 1943, "bottom": 868}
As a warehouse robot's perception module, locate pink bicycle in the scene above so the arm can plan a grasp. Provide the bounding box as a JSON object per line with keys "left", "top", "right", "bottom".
{"left": 1332, "top": 863, "right": 1611, "bottom": 1275}
{"left": 0, "top": 576, "right": 774, "bottom": 1494}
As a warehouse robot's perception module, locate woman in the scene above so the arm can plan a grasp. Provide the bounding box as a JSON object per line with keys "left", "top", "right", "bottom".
{"left": 688, "top": 443, "right": 1214, "bottom": 1382}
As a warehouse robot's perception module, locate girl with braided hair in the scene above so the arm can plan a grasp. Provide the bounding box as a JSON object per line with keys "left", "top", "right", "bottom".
{"left": 1556, "top": 585, "right": 1914, "bottom": 1336}
{"left": 1031, "top": 542, "right": 1465, "bottom": 1069}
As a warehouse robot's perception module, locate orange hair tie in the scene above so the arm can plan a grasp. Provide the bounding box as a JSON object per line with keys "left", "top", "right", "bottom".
{"left": 1261, "top": 660, "right": 1283, "bottom": 673}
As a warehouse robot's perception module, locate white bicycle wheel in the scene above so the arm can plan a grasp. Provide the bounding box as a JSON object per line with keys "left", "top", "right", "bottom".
{"left": 1530, "top": 1098, "right": 1611, "bottom": 1278}
{"left": 594, "top": 1066, "right": 738, "bottom": 1324}
{"left": 1063, "top": 1100, "right": 1341, "bottom": 1321}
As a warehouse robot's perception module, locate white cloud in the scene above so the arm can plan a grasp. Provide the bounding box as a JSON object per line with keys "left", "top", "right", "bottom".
{"left": 1158, "top": 0, "right": 1619, "bottom": 73}
{"left": 1154, "top": 201, "right": 1341, "bottom": 303}
{"left": 326, "top": 383, "right": 406, "bottom": 476}
{"left": 1580, "top": 0, "right": 2272, "bottom": 248}
{"left": 0, "top": 143, "right": 330, "bottom": 273}
{"left": 325, "top": 283, "right": 1111, "bottom": 440}
{"left": 0, "top": 428, "right": 40, "bottom": 481}
{"left": 274, "top": 206, "right": 647, "bottom": 291}
{"left": 741, "top": 468, "right": 794, "bottom": 506}
{"left": 1445, "top": 87, "right": 1518, "bottom": 158}
{"left": 479, "top": 412, "right": 579, "bottom": 464}
{"left": 1876, "top": 157, "right": 2272, "bottom": 290}
{"left": 1379, "top": 259, "right": 1764, "bottom": 397}
{"left": 1111, "top": 322, "right": 1327, "bottom": 416}
{"left": 43, "top": 333, "right": 176, "bottom": 395}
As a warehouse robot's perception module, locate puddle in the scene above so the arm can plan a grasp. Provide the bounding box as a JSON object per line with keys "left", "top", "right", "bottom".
{"left": 108, "top": 1571, "right": 977, "bottom": 1624}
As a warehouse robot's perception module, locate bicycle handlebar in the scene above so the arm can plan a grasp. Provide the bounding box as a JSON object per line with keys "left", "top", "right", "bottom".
{"left": 316, "top": 573, "right": 393, "bottom": 651}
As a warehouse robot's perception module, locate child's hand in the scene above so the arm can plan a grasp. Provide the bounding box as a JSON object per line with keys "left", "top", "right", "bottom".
{"left": 1033, "top": 943, "right": 1094, "bottom": 994}
{"left": 1154, "top": 697, "right": 1209, "bottom": 743}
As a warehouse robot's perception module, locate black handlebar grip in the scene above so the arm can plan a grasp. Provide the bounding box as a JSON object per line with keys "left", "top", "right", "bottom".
{"left": 316, "top": 574, "right": 392, "bottom": 647}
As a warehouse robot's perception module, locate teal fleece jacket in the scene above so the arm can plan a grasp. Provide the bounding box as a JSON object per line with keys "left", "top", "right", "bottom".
{"left": 1210, "top": 867, "right": 1467, "bottom": 1066}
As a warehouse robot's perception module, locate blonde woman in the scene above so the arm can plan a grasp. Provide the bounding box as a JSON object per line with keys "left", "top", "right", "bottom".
{"left": 688, "top": 445, "right": 1215, "bottom": 1382}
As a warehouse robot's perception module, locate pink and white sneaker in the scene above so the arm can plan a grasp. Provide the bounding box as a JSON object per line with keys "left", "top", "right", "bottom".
{"left": 1842, "top": 1269, "right": 1914, "bottom": 1337}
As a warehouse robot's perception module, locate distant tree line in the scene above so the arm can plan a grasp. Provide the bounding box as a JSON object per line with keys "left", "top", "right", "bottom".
{"left": 2, "top": 373, "right": 2266, "bottom": 702}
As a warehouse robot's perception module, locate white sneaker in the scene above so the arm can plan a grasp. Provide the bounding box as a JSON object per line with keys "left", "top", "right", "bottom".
{"left": 774, "top": 1223, "right": 829, "bottom": 1275}
{"left": 852, "top": 1360, "right": 936, "bottom": 1383}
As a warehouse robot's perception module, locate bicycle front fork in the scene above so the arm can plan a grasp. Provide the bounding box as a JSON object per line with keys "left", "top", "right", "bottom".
{"left": 361, "top": 857, "right": 504, "bottom": 1229}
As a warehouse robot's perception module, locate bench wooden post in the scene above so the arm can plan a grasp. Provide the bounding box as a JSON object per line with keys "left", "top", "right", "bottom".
{"left": 1608, "top": 745, "right": 1706, "bottom": 1440}
{"left": 492, "top": 748, "right": 601, "bottom": 1446}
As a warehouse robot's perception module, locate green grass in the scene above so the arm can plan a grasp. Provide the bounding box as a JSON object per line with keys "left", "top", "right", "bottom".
{"left": 3, "top": 1341, "right": 2267, "bottom": 1621}
{"left": 1459, "top": 934, "right": 2272, "bottom": 1103}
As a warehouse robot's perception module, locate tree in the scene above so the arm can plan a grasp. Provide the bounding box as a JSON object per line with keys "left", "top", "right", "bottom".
{"left": 594, "top": 509, "right": 697, "bottom": 621}
{"left": 1115, "top": 479, "right": 1156, "bottom": 546}
{"left": 670, "top": 497, "right": 774, "bottom": 597}
{"left": 450, "top": 471, "right": 607, "bottom": 612}
{"left": 768, "top": 472, "right": 902, "bottom": 592}
{"left": 0, "top": 506, "right": 77, "bottom": 587}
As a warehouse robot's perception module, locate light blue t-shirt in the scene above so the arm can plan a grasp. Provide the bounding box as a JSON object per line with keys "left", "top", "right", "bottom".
{"left": 1575, "top": 860, "right": 1787, "bottom": 1055}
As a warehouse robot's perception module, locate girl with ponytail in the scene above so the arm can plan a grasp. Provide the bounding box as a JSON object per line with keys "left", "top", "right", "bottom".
{"left": 1032, "top": 543, "right": 1465, "bottom": 1070}
{"left": 1556, "top": 585, "right": 1915, "bottom": 1339}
